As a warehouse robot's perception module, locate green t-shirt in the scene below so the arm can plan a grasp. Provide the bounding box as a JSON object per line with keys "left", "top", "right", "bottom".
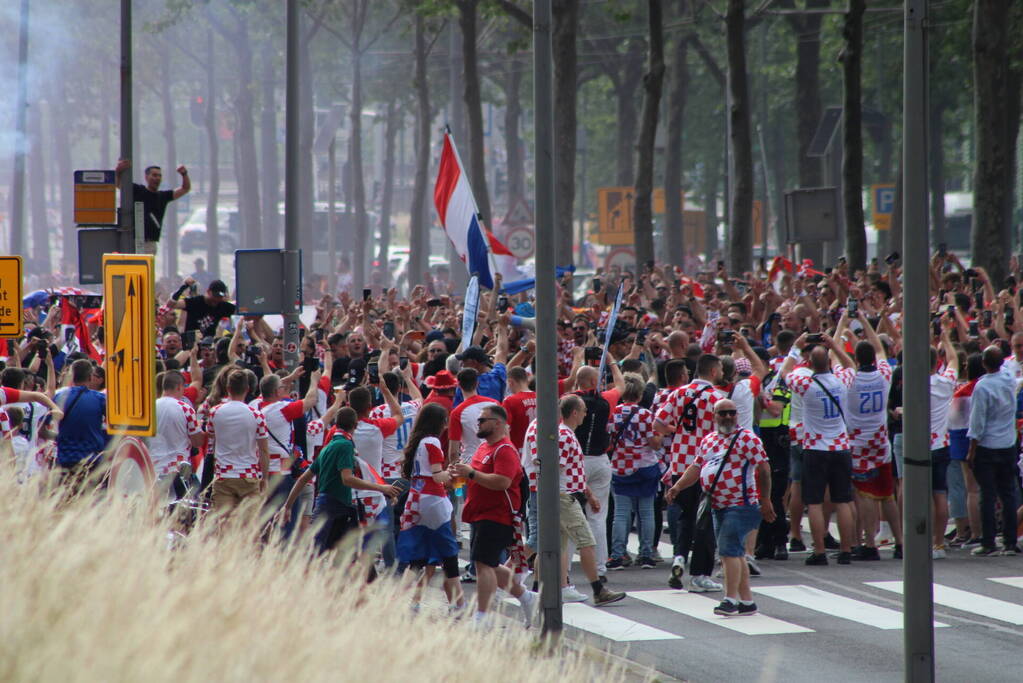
{"left": 310, "top": 434, "right": 356, "bottom": 505}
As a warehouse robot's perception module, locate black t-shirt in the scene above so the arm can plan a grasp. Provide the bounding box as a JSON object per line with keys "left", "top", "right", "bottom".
{"left": 133, "top": 184, "right": 174, "bottom": 241}
{"left": 574, "top": 390, "right": 611, "bottom": 456}
{"left": 183, "top": 295, "right": 236, "bottom": 337}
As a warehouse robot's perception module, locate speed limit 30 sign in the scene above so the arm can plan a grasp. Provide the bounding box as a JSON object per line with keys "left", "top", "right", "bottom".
{"left": 504, "top": 226, "right": 535, "bottom": 259}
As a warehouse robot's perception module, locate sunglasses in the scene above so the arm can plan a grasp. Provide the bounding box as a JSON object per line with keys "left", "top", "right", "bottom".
{"left": 715, "top": 410, "right": 737, "bottom": 417}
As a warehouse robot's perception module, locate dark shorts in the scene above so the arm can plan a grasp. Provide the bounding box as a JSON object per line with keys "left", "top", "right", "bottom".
{"left": 469, "top": 520, "right": 516, "bottom": 568}
{"left": 802, "top": 449, "right": 853, "bottom": 505}
{"left": 789, "top": 444, "right": 804, "bottom": 483}
{"left": 931, "top": 447, "right": 950, "bottom": 494}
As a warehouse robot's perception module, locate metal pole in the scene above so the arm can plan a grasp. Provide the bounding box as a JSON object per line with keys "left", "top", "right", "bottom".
{"left": 9, "top": 0, "right": 29, "bottom": 257}
{"left": 119, "top": 0, "right": 135, "bottom": 254}
{"left": 283, "top": 0, "right": 301, "bottom": 371}
{"left": 533, "top": 0, "right": 562, "bottom": 638}
{"left": 902, "top": 1, "right": 934, "bottom": 681}
{"left": 328, "top": 138, "right": 337, "bottom": 293}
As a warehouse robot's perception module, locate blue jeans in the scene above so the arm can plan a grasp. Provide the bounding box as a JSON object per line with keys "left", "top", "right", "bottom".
{"left": 379, "top": 502, "right": 396, "bottom": 568}
{"left": 610, "top": 492, "right": 655, "bottom": 559}
{"left": 946, "top": 456, "right": 967, "bottom": 520}
{"left": 713, "top": 505, "right": 763, "bottom": 557}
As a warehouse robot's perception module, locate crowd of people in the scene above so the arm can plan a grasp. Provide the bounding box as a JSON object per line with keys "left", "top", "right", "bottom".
{"left": 4, "top": 248, "right": 1023, "bottom": 623}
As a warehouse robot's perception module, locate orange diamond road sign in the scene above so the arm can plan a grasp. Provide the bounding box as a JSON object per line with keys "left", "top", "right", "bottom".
{"left": 103, "top": 255, "right": 156, "bottom": 436}
{"left": 0, "top": 256, "right": 23, "bottom": 339}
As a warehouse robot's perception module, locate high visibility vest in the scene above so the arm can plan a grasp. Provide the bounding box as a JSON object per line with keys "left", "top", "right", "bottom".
{"left": 759, "top": 385, "right": 791, "bottom": 428}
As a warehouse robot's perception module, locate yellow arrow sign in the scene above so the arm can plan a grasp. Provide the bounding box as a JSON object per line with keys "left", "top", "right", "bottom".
{"left": 103, "top": 255, "right": 155, "bottom": 436}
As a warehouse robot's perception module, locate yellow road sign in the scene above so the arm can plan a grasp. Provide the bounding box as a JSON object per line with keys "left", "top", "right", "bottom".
{"left": 597, "top": 187, "right": 685, "bottom": 246}
{"left": 0, "top": 256, "right": 23, "bottom": 339}
{"left": 103, "top": 255, "right": 156, "bottom": 436}
{"left": 74, "top": 170, "right": 117, "bottom": 225}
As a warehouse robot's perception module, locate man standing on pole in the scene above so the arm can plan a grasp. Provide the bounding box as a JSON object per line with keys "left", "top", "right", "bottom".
{"left": 115, "top": 159, "right": 191, "bottom": 256}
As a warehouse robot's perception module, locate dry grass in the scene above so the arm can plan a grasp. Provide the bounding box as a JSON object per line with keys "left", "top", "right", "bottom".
{"left": 0, "top": 470, "right": 624, "bottom": 683}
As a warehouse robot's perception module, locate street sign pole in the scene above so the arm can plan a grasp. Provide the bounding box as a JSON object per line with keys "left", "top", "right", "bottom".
{"left": 119, "top": 0, "right": 135, "bottom": 254}
{"left": 282, "top": 0, "right": 301, "bottom": 372}
{"left": 902, "top": 1, "right": 935, "bottom": 681}
{"left": 533, "top": 0, "right": 562, "bottom": 638}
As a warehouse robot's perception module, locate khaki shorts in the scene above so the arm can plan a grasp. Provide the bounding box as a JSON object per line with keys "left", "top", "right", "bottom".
{"left": 212, "top": 477, "right": 261, "bottom": 513}
{"left": 559, "top": 493, "right": 595, "bottom": 549}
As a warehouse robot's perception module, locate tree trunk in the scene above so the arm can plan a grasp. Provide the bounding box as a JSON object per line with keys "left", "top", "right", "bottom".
{"left": 786, "top": 1, "right": 826, "bottom": 188}
{"left": 350, "top": 48, "right": 369, "bottom": 289}
{"left": 725, "top": 0, "right": 753, "bottom": 273}
{"left": 377, "top": 97, "right": 399, "bottom": 273}
{"left": 553, "top": 0, "right": 580, "bottom": 265}
{"left": 929, "top": 101, "right": 947, "bottom": 248}
{"left": 260, "top": 49, "right": 281, "bottom": 247}
{"left": 158, "top": 42, "right": 179, "bottom": 279}
{"left": 409, "top": 14, "right": 432, "bottom": 292}
{"left": 458, "top": 0, "right": 493, "bottom": 228}
{"left": 204, "top": 30, "right": 221, "bottom": 278}
{"left": 53, "top": 79, "right": 74, "bottom": 275}
{"left": 233, "top": 20, "right": 262, "bottom": 250}
{"left": 703, "top": 156, "right": 719, "bottom": 257}
{"left": 971, "top": 0, "right": 1020, "bottom": 285}
{"left": 633, "top": 0, "right": 665, "bottom": 270}
{"left": 841, "top": 0, "right": 866, "bottom": 271}
{"left": 28, "top": 100, "right": 50, "bottom": 275}
{"left": 504, "top": 57, "right": 525, "bottom": 204}
{"left": 614, "top": 40, "right": 645, "bottom": 187}
{"left": 663, "top": 24, "right": 689, "bottom": 269}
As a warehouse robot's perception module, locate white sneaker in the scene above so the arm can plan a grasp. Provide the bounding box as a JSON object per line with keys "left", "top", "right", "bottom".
{"left": 562, "top": 585, "right": 589, "bottom": 602}
{"left": 689, "top": 575, "right": 723, "bottom": 593}
{"left": 932, "top": 547, "right": 947, "bottom": 560}
{"left": 518, "top": 590, "right": 538, "bottom": 627}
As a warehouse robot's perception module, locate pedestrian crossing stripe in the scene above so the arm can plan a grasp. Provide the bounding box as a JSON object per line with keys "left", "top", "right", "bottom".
{"left": 629, "top": 590, "right": 814, "bottom": 635}
{"left": 867, "top": 581, "right": 1023, "bottom": 626}
{"left": 988, "top": 576, "right": 1023, "bottom": 590}
{"left": 753, "top": 584, "right": 949, "bottom": 630}
{"left": 560, "top": 602, "right": 682, "bottom": 641}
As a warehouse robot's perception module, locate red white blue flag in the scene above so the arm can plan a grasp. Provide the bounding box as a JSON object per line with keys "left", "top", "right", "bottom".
{"left": 433, "top": 132, "right": 513, "bottom": 289}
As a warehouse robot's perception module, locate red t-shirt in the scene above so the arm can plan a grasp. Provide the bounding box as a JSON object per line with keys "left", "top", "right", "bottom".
{"left": 503, "top": 390, "right": 537, "bottom": 449}
{"left": 461, "top": 437, "right": 522, "bottom": 526}
{"left": 1, "top": 387, "right": 22, "bottom": 405}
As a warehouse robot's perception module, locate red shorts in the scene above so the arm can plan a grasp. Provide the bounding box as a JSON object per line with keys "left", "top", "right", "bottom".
{"left": 852, "top": 461, "right": 894, "bottom": 499}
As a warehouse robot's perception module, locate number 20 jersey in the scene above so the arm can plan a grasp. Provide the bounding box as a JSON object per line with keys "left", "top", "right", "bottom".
{"left": 844, "top": 361, "right": 892, "bottom": 471}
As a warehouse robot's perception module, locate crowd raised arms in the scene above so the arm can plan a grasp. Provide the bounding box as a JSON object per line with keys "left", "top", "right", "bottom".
{"left": 4, "top": 248, "right": 1023, "bottom": 622}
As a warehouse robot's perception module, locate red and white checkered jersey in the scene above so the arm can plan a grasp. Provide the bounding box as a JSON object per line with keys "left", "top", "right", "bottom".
{"left": 251, "top": 398, "right": 305, "bottom": 473}
{"left": 651, "top": 387, "right": 678, "bottom": 468}
{"left": 207, "top": 400, "right": 268, "bottom": 479}
{"left": 353, "top": 416, "right": 399, "bottom": 475}
{"left": 523, "top": 419, "right": 539, "bottom": 492}
{"left": 785, "top": 365, "right": 813, "bottom": 441}
{"left": 727, "top": 376, "right": 762, "bottom": 431}
{"left": 788, "top": 369, "right": 853, "bottom": 451}
{"left": 370, "top": 400, "right": 421, "bottom": 478}
{"left": 558, "top": 337, "right": 576, "bottom": 376}
{"left": 306, "top": 418, "right": 327, "bottom": 454}
{"left": 609, "top": 403, "right": 659, "bottom": 476}
{"left": 556, "top": 423, "right": 588, "bottom": 493}
{"left": 149, "top": 396, "right": 201, "bottom": 476}
{"left": 654, "top": 380, "right": 723, "bottom": 473}
{"left": 695, "top": 428, "right": 767, "bottom": 509}
{"left": 929, "top": 365, "right": 957, "bottom": 449}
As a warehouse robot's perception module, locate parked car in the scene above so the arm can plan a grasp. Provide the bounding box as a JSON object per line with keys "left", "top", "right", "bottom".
{"left": 179, "top": 206, "right": 237, "bottom": 253}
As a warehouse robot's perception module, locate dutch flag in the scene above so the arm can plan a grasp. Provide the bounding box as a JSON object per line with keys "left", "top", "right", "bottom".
{"left": 433, "top": 132, "right": 514, "bottom": 290}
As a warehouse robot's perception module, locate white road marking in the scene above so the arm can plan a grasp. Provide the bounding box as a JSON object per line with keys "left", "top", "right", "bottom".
{"left": 867, "top": 581, "right": 1023, "bottom": 626}
{"left": 629, "top": 589, "right": 813, "bottom": 635}
{"left": 754, "top": 584, "right": 948, "bottom": 630}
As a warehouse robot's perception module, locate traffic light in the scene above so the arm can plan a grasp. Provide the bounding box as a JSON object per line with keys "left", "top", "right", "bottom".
{"left": 189, "top": 96, "right": 205, "bottom": 127}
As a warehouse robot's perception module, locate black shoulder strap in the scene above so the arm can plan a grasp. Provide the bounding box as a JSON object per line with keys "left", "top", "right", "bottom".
{"left": 707, "top": 431, "right": 742, "bottom": 495}
{"left": 609, "top": 405, "right": 640, "bottom": 457}
{"left": 812, "top": 375, "right": 845, "bottom": 419}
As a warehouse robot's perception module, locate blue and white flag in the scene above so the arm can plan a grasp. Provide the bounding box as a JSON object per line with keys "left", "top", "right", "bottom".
{"left": 597, "top": 284, "right": 624, "bottom": 390}
{"left": 459, "top": 275, "right": 480, "bottom": 352}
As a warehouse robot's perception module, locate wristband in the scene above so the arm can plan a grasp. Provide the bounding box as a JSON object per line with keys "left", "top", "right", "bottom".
{"left": 468, "top": 469, "right": 476, "bottom": 480}
{"left": 788, "top": 347, "right": 802, "bottom": 362}
{"left": 172, "top": 284, "right": 188, "bottom": 301}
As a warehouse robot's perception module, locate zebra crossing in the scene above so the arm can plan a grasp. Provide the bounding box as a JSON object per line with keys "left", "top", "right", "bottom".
{"left": 545, "top": 577, "right": 1023, "bottom": 642}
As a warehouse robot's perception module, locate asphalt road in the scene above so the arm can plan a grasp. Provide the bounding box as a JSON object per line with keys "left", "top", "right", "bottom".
{"left": 533, "top": 539, "right": 1023, "bottom": 683}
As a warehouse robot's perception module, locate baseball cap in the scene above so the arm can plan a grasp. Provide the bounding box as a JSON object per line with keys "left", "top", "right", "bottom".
{"left": 455, "top": 345, "right": 492, "bottom": 366}
{"left": 209, "top": 280, "right": 228, "bottom": 297}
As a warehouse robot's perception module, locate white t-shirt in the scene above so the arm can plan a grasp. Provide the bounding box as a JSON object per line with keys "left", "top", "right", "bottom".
{"left": 844, "top": 361, "right": 892, "bottom": 436}
{"left": 789, "top": 369, "right": 854, "bottom": 451}
{"left": 251, "top": 398, "right": 305, "bottom": 473}
{"left": 7, "top": 401, "right": 48, "bottom": 446}
{"left": 726, "top": 376, "right": 761, "bottom": 431}
{"left": 353, "top": 415, "right": 400, "bottom": 475}
{"left": 786, "top": 365, "right": 814, "bottom": 440}
{"left": 207, "top": 400, "right": 268, "bottom": 478}
{"left": 929, "top": 366, "right": 957, "bottom": 449}
{"left": 150, "top": 396, "right": 201, "bottom": 476}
